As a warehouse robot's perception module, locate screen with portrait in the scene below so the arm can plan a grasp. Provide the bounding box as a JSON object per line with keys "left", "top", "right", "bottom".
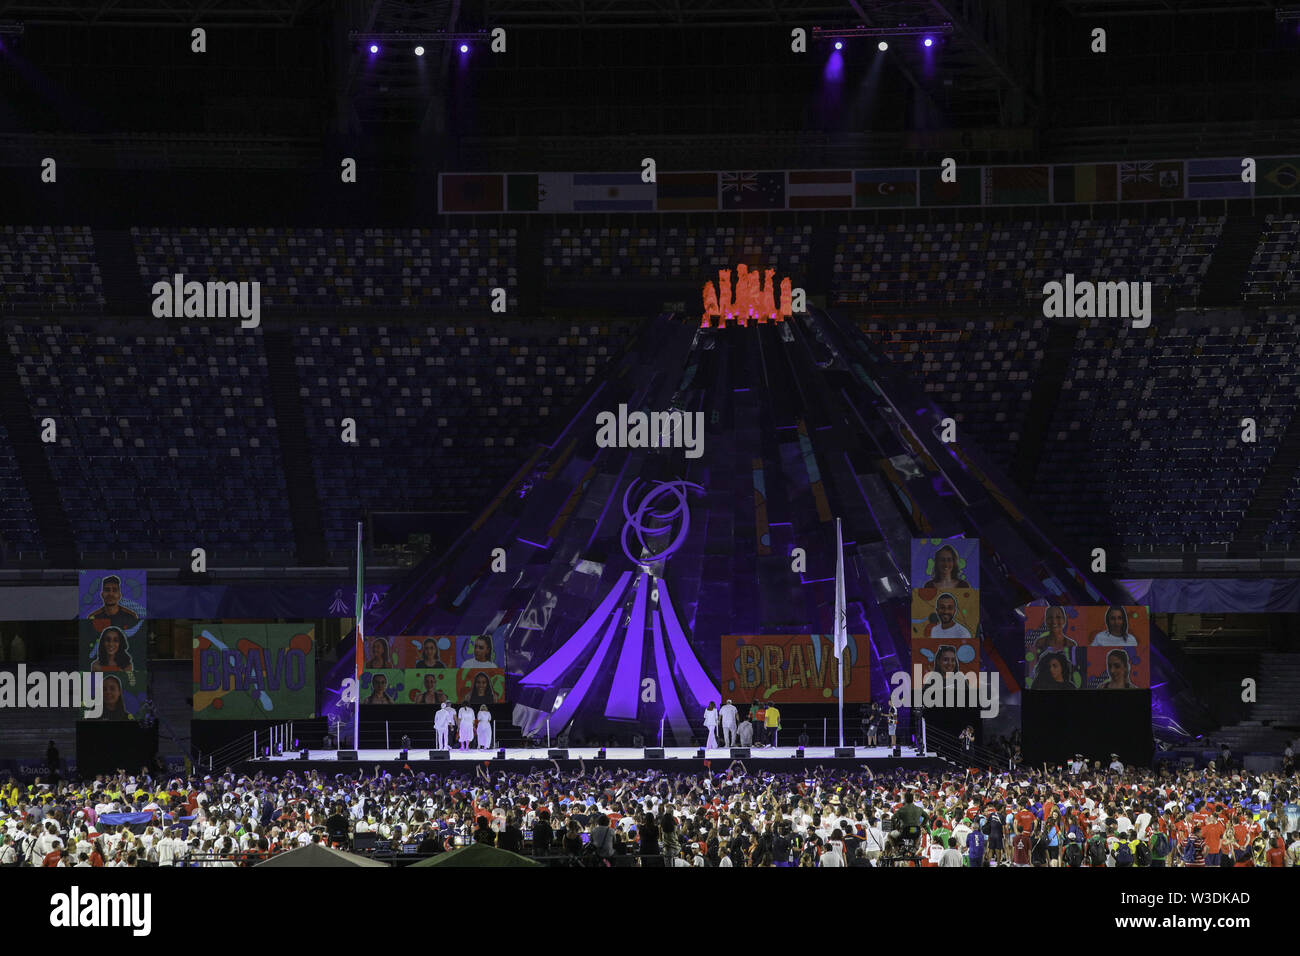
{"left": 360, "top": 636, "right": 507, "bottom": 705}
{"left": 1023, "top": 605, "right": 1149, "bottom": 690}
{"left": 910, "top": 589, "right": 981, "bottom": 676}
{"left": 911, "top": 538, "right": 979, "bottom": 591}
{"left": 79, "top": 620, "right": 148, "bottom": 720}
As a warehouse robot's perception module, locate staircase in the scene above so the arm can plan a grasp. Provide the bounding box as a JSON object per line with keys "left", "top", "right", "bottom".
{"left": 92, "top": 228, "right": 145, "bottom": 315}
{"left": 1208, "top": 653, "right": 1300, "bottom": 754}
{"left": 1231, "top": 409, "right": 1300, "bottom": 551}
{"left": 1008, "top": 321, "right": 1078, "bottom": 495}
{"left": 262, "top": 330, "right": 329, "bottom": 565}
{"left": 1198, "top": 214, "right": 1265, "bottom": 307}
{"left": 0, "top": 346, "right": 76, "bottom": 565}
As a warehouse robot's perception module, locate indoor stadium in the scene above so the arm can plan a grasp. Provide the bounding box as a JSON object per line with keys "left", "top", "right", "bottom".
{"left": 0, "top": 0, "right": 1297, "bottom": 929}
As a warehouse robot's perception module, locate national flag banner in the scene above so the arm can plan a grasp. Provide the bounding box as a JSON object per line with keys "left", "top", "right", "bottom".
{"left": 439, "top": 173, "right": 505, "bottom": 213}
{"left": 1119, "top": 160, "right": 1183, "bottom": 201}
{"left": 854, "top": 168, "right": 917, "bottom": 208}
{"left": 721, "top": 170, "right": 786, "bottom": 210}
{"left": 537, "top": 172, "right": 575, "bottom": 213}
{"left": 354, "top": 523, "right": 365, "bottom": 683}
{"left": 572, "top": 172, "right": 656, "bottom": 211}
{"left": 918, "top": 166, "right": 982, "bottom": 206}
{"left": 506, "top": 173, "right": 540, "bottom": 211}
{"left": 657, "top": 171, "right": 719, "bottom": 211}
{"left": 1257, "top": 157, "right": 1300, "bottom": 196}
{"left": 984, "top": 165, "right": 1050, "bottom": 205}
{"left": 833, "top": 518, "right": 848, "bottom": 661}
{"left": 787, "top": 169, "right": 853, "bottom": 209}
{"left": 1053, "top": 163, "right": 1118, "bottom": 203}
{"left": 1186, "top": 158, "right": 1252, "bottom": 199}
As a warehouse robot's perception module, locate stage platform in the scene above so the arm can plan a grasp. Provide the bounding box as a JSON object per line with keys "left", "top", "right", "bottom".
{"left": 235, "top": 745, "right": 941, "bottom": 777}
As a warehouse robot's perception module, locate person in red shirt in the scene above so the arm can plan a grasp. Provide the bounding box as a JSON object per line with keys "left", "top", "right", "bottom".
{"left": 1010, "top": 829, "right": 1033, "bottom": 867}
{"left": 1015, "top": 805, "right": 1036, "bottom": 834}
{"left": 42, "top": 843, "right": 66, "bottom": 867}
{"left": 1265, "top": 834, "right": 1286, "bottom": 867}
{"left": 1201, "top": 816, "right": 1226, "bottom": 867}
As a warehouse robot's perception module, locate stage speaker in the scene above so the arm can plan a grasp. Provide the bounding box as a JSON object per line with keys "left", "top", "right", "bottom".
{"left": 597, "top": 748, "right": 606, "bottom": 759}
{"left": 730, "top": 748, "right": 750, "bottom": 758}
{"left": 696, "top": 748, "right": 706, "bottom": 758}
{"left": 496, "top": 748, "right": 506, "bottom": 760}
{"left": 299, "top": 750, "right": 310, "bottom": 760}
{"left": 339, "top": 750, "right": 358, "bottom": 760}
{"left": 892, "top": 745, "right": 902, "bottom": 757}
{"left": 834, "top": 747, "right": 855, "bottom": 758}
{"left": 430, "top": 750, "right": 450, "bottom": 760}
{"left": 644, "top": 748, "right": 665, "bottom": 759}
{"left": 548, "top": 749, "right": 569, "bottom": 759}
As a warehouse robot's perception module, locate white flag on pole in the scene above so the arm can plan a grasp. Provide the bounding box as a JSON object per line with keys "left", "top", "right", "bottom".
{"left": 834, "top": 518, "right": 848, "bottom": 660}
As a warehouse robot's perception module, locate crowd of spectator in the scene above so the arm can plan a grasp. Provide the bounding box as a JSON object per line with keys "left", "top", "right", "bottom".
{"left": 2, "top": 757, "right": 1297, "bottom": 868}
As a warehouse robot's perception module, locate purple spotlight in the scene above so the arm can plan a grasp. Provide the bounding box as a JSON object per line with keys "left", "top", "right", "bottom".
{"left": 459, "top": 43, "right": 469, "bottom": 53}
{"left": 834, "top": 41, "right": 843, "bottom": 50}
{"left": 369, "top": 43, "right": 379, "bottom": 54}
{"left": 923, "top": 36, "right": 934, "bottom": 48}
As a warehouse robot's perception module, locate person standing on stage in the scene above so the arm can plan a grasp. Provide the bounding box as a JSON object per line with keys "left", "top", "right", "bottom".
{"left": 749, "top": 700, "right": 765, "bottom": 747}
{"left": 719, "top": 699, "right": 739, "bottom": 748}
{"left": 434, "top": 701, "right": 453, "bottom": 751}
{"left": 737, "top": 717, "right": 754, "bottom": 748}
{"left": 887, "top": 705, "right": 899, "bottom": 750}
{"left": 703, "top": 702, "right": 719, "bottom": 749}
{"left": 764, "top": 703, "right": 782, "bottom": 748}
{"left": 476, "top": 705, "right": 493, "bottom": 750}
{"left": 457, "top": 701, "right": 475, "bottom": 751}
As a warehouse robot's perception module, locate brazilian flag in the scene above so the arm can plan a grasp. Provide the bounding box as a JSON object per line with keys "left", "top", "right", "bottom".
{"left": 1258, "top": 158, "right": 1300, "bottom": 196}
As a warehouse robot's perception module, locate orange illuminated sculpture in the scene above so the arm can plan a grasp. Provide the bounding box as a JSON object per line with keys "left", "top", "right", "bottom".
{"left": 702, "top": 264, "right": 793, "bottom": 328}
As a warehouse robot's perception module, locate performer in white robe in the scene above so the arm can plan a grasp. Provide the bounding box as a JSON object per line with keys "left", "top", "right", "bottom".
{"left": 737, "top": 720, "right": 753, "bottom": 747}
{"left": 434, "top": 701, "right": 453, "bottom": 750}
{"left": 457, "top": 704, "right": 475, "bottom": 751}
{"left": 703, "top": 702, "right": 719, "bottom": 749}
{"left": 476, "top": 705, "right": 492, "bottom": 749}
{"left": 719, "top": 699, "right": 739, "bottom": 748}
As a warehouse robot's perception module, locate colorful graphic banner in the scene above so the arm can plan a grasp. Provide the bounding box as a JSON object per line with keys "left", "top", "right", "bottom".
{"left": 1023, "top": 605, "right": 1149, "bottom": 690}
{"left": 910, "top": 590, "right": 981, "bottom": 675}
{"left": 722, "top": 634, "right": 870, "bottom": 704}
{"left": 193, "top": 624, "right": 317, "bottom": 719}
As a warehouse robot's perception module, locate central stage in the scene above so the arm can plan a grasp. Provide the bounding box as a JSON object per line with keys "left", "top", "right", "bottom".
{"left": 235, "top": 745, "right": 941, "bottom": 777}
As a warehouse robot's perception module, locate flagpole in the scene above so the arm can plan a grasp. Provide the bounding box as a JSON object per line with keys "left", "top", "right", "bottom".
{"left": 835, "top": 518, "right": 845, "bottom": 749}
{"left": 354, "top": 520, "right": 363, "bottom": 752}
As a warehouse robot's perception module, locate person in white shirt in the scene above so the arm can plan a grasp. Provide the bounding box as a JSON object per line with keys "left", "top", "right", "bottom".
{"left": 737, "top": 719, "right": 753, "bottom": 747}
{"left": 460, "top": 635, "right": 497, "bottom": 669}
{"left": 719, "top": 700, "right": 739, "bottom": 748}
{"left": 820, "top": 835, "right": 846, "bottom": 867}
{"left": 939, "top": 837, "right": 964, "bottom": 867}
{"left": 1091, "top": 606, "right": 1138, "bottom": 647}
{"left": 703, "top": 702, "right": 719, "bottom": 749}
{"left": 1134, "top": 810, "right": 1152, "bottom": 840}
{"left": 1109, "top": 754, "right": 1125, "bottom": 773}
{"left": 434, "top": 702, "right": 453, "bottom": 750}
{"left": 476, "top": 705, "right": 493, "bottom": 749}
{"left": 457, "top": 703, "right": 475, "bottom": 751}
{"left": 932, "top": 593, "right": 972, "bottom": 642}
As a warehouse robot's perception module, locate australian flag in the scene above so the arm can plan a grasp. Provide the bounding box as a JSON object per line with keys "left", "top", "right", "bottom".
{"left": 721, "top": 170, "right": 785, "bottom": 210}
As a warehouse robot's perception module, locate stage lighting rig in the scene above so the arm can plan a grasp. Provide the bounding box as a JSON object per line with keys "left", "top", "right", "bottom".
{"left": 350, "top": 30, "right": 488, "bottom": 55}
{"left": 814, "top": 23, "right": 953, "bottom": 50}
